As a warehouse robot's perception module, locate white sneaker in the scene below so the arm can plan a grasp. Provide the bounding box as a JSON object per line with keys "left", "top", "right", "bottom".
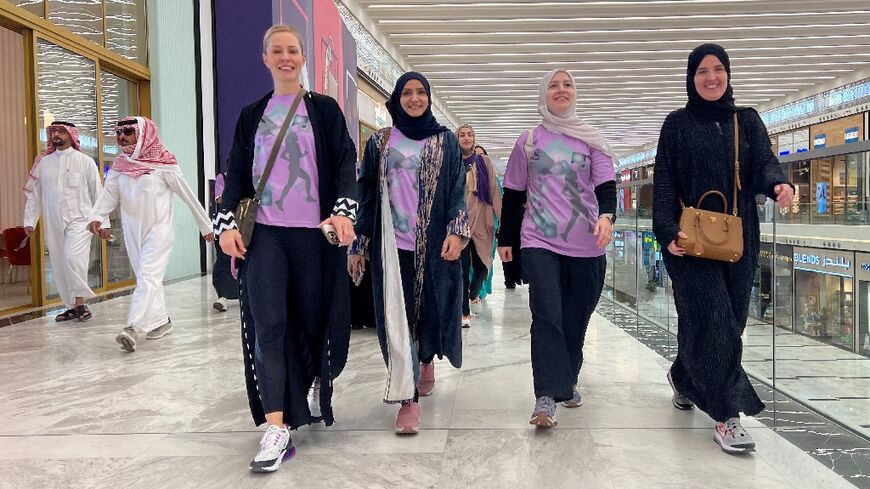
{"left": 213, "top": 297, "right": 227, "bottom": 312}
{"left": 308, "top": 383, "right": 322, "bottom": 420}
{"left": 250, "top": 425, "right": 294, "bottom": 472}
{"left": 714, "top": 417, "right": 756, "bottom": 454}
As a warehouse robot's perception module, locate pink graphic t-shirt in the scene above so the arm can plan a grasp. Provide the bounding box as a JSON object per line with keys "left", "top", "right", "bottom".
{"left": 503, "top": 126, "right": 615, "bottom": 258}
{"left": 252, "top": 94, "right": 320, "bottom": 227}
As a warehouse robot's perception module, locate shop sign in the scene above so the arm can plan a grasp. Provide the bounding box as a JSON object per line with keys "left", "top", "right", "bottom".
{"left": 794, "top": 128, "right": 809, "bottom": 153}
{"left": 813, "top": 133, "right": 826, "bottom": 149}
{"left": 816, "top": 182, "right": 828, "bottom": 213}
{"left": 759, "top": 247, "right": 793, "bottom": 266}
{"left": 845, "top": 127, "right": 860, "bottom": 144}
{"left": 793, "top": 247, "right": 854, "bottom": 277}
{"left": 857, "top": 253, "right": 870, "bottom": 282}
{"left": 778, "top": 132, "right": 793, "bottom": 156}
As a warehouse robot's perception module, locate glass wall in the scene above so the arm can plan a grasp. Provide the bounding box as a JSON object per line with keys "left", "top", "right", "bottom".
{"left": 9, "top": 0, "right": 44, "bottom": 17}
{"left": 608, "top": 163, "right": 870, "bottom": 440}
{"left": 47, "top": 0, "right": 103, "bottom": 46}
{"left": 35, "top": 39, "right": 104, "bottom": 299}
{"left": 99, "top": 71, "right": 137, "bottom": 282}
{"left": 2, "top": 0, "right": 149, "bottom": 316}
{"left": 0, "top": 25, "right": 35, "bottom": 312}
{"left": 772, "top": 150, "right": 870, "bottom": 224}
{"left": 105, "top": 0, "right": 147, "bottom": 64}
{"left": 11, "top": 0, "right": 147, "bottom": 64}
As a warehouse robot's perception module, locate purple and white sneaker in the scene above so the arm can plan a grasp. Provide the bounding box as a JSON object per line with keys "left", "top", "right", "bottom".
{"left": 250, "top": 424, "right": 295, "bottom": 472}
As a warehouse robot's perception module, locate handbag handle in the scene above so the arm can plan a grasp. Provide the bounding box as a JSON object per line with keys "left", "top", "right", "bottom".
{"left": 695, "top": 190, "right": 729, "bottom": 213}
{"left": 254, "top": 89, "right": 307, "bottom": 202}
{"left": 679, "top": 112, "right": 742, "bottom": 216}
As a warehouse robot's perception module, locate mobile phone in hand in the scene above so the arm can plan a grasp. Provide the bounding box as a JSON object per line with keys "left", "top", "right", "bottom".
{"left": 320, "top": 223, "right": 339, "bottom": 246}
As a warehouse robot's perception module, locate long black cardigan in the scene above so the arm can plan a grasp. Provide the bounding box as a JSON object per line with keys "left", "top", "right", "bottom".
{"left": 218, "top": 90, "right": 357, "bottom": 428}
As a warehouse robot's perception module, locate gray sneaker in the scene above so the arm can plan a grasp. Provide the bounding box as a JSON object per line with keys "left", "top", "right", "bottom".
{"left": 667, "top": 370, "right": 695, "bottom": 410}
{"left": 146, "top": 321, "right": 173, "bottom": 340}
{"left": 562, "top": 389, "right": 583, "bottom": 408}
{"left": 116, "top": 327, "right": 138, "bottom": 352}
{"left": 714, "top": 417, "right": 756, "bottom": 454}
{"left": 529, "top": 396, "right": 557, "bottom": 428}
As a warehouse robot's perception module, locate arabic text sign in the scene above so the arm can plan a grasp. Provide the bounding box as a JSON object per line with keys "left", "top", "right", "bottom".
{"left": 793, "top": 247, "right": 854, "bottom": 277}
{"left": 857, "top": 253, "right": 870, "bottom": 282}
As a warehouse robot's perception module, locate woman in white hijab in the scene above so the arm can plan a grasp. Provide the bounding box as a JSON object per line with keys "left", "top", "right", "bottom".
{"left": 498, "top": 69, "right": 616, "bottom": 428}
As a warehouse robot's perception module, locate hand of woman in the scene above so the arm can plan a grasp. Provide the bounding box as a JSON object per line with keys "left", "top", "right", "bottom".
{"left": 441, "top": 235, "right": 462, "bottom": 261}
{"left": 667, "top": 231, "right": 689, "bottom": 257}
{"left": 320, "top": 215, "right": 356, "bottom": 246}
{"left": 593, "top": 217, "right": 613, "bottom": 249}
{"left": 497, "top": 246, "right": 513, "bottom": 263}
{"left": 219, "top": 229, "right": 246, "bottom": 259}
{"left": 348, "top": 254, "right": 366, "bottom": 279}
{"left": 773, "top": 184, "right": 794, "bottom": 208}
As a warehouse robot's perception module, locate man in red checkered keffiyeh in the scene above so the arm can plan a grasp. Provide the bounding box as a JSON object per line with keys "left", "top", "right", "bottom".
{"left": 111, "top": 116, "right": 179, "bottom": 178}
{"left": 88, "top": 115, "right": 214, "bottom": 353}
{"left": 22, "top": 120, "right": 102, "bottom": 322}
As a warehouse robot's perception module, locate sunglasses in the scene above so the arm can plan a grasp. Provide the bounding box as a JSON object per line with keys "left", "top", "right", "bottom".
{"left": 115, "top": 127, "right": 136, "bottom": 137}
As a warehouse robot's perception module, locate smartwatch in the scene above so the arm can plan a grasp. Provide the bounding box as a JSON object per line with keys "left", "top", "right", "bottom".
{"left": 599, "top": 213, "right": 615, "bottom": 224}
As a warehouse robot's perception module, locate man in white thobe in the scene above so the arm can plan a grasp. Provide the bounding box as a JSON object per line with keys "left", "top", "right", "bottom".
{"left": 23, "top": 121, "right": 105, "bottom": 321}
{"left": 88, "top": 116, "right": 214, "bottom": 353}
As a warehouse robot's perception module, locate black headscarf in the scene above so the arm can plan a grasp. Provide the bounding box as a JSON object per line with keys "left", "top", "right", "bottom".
{"left": 386, "top": 71, "right": 447, "bottom": 141}
{"left": 685, "top": 43, "right": 738, "bottom": 122}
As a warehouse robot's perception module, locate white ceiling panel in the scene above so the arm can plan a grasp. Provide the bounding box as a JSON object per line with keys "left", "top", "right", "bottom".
{"left": 344, "top": 0, "right": 870, "bottom": 157}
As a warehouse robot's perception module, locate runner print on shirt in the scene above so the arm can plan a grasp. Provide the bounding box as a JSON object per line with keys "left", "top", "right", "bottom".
{"left": 528, "top": 138, "right": 597, "bottom": 243}
{"left": 385, "top": 129, "right": 425, "bottom": 251}
{"left": 275, "top": 114, "right": 316, "bottom": 209}
{"left": 252, "top": 95, "right": 320, "bottom": 228}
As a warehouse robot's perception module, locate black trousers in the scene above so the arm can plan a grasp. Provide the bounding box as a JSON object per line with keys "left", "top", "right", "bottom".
{"left": 461, "top": 241, "right": 488, "bottom": 316}
{"left": 245, "top": 225, "right": 324, "bottom": 414}
{"left": 212, "top": 241, "right": 239, "bottom": 299}
{"left": 350, "top": 266, "right": 376, "bottom": 328}
{"left": 523, "top": 248, "right": 605, "bottom": 402}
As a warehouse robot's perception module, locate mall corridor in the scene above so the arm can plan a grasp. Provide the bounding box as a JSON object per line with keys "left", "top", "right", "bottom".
{"left": 0, "top": 271, "right": 860, "bottom": 489}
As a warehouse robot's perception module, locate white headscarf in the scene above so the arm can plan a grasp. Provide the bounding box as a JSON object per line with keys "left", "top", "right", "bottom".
{"left": 538, "top": 69, "right": 614, "bottom": 158}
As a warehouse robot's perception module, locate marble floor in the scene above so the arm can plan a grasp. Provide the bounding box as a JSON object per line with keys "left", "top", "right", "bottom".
{"left": 0, "top": 274, "right": 860, "bottom": 489}
{"left": 602, "top": 274, "right": 870, "bottom": 440}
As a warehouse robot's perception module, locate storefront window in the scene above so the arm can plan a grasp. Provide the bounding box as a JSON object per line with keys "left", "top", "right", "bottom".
{"left": 845, "top": 151, "right": 868, "bottom": 223}
{"left": 105, "top": 0, "right": 147, "bottom": 64}
{"left": 47, "top": 0, "right": 103, "bottom": 47}
{"left": 100, "top": 71, "right": 137, "bottom": 283}
{"left": 793, "top": 247, "right": 855, "bottom": 351}
{"left": 0, "top": 25, "right": 34, "bottom": 313}
{"left": 858, "top": 253, "right": 870, "bottom": 356}
{"left": 36, "top": 39, "right": 103, "bottom": 298}
{"left": 755, "top": 244, "right": 793, "bottom": 329}
{"left": 10, "top": 0, "right": 44, "bottom": 17}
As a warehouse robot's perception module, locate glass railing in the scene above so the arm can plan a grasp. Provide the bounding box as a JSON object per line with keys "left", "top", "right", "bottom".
{"left": 605, "top": 197, "right": 870, "bottom": 441}
{"left": 757, "top": 202, "right": 870, "bottom": 225}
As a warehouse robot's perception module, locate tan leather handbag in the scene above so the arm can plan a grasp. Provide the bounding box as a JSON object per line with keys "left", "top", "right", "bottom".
{"left": 677, "top": 113, "right": 744, "bottom": 263}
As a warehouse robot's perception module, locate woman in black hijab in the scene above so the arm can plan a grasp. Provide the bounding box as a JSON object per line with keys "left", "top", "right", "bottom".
{"left": 653, "top": 44, "right": 793, "bottom": 454}
{"left": 348, "top": 72, "right": 468, "bottom": 434}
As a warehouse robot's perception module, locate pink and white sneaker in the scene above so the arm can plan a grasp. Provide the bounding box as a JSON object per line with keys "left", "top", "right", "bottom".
{"left": 417, "top": 362, "right": 435, "bottom": 397}
{"left": 396, "top": 401, "right": 421, "bottom": 435}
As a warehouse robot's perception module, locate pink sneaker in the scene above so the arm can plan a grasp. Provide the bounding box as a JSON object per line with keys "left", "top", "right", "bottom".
{"left": 417, "top": 362, "right": 435, "bottom": 397}
{"left": 396, "top": 401, "right": 421, "bottom": 434}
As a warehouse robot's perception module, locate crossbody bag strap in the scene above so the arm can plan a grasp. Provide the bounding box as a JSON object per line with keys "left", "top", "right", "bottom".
{"left": 732, "top": 112, "right": 742, "bottom": 216}
{"left": 255, "top": 89, "right": 307, "bottom": 199}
